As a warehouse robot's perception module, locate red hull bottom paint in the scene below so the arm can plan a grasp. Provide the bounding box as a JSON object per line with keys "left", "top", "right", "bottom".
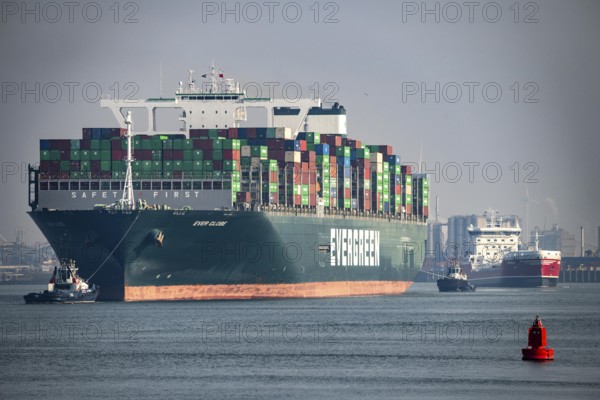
{"left": 125, "top": 281, "right": 414, "bottom": 301}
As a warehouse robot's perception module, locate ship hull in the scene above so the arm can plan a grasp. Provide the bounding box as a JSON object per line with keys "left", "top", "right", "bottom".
{"left": 29, "top": 210, "right": 426, "bottom": 301}
{"left": 463, "top": 258, "right": 560, "bottom": 288}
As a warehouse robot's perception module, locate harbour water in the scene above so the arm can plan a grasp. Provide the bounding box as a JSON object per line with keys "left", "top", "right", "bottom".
{"left": 1, "top": 283, "right": 599, "bottom": 399}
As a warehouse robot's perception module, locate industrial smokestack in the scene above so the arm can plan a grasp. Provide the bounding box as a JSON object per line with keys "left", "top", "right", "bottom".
{"left": 581, "top": 226, "right": 584, "bottom": 257}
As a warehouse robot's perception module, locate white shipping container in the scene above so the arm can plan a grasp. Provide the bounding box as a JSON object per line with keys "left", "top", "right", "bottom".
{"left": 285, "top": 151, "right": 301, "bottom": 163}
{"left": 241, "top": 145, "right": 251, "bottom": 158}
{"left": 275, "top": 127, "right": 293, "bottom": 139}
{"left": 369, "top": 152, "right": 383, "bottom": 164}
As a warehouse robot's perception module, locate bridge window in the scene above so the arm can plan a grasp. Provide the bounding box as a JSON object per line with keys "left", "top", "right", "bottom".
{"left": 80, "top": 181, "right": 89, "bottom": 190}
{"left": 111, "top": 181, "right": 121, "bottom": 190}
{"left": 152, "top": 182, "right": 161, "bottom": 190}
{"left": 142, "top": 181, "right": 150, "bottom": 190}
{"left": 173, "top": 181, "right": 182, "bottom": 190}
{"left": 70, "top": 182, "right": 79, "bottom": 190}
{"left": 183, "top": 181, "right": 191, "bottom": 190}
{"left": 49, "top": 182, "right": 58, "bottom": 190}
{"left": 40, "top": 182, "right": 48, "bottom": 190}
{"left": 193, "top": 181, "right": 202, "bottom": 190}
{"left": 60, "top": 182, "right": 69, "bottom": 190}
{"left": 91, "top": 181, "right": 99, "bottom": 190}
{"left": 162, "top": 181, "right": 171, "bottom": 190}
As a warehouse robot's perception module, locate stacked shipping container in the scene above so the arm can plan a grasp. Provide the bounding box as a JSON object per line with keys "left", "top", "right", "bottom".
{"left": 38, "top": 127, "right": 428, "bottom": 218}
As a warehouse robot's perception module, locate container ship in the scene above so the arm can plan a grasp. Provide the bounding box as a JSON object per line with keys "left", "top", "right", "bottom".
{"left": 462, "top": 210, "right": 561, "bottom": 287}
{"left": 27, "top": 64, "right": 428, "bottom": 301}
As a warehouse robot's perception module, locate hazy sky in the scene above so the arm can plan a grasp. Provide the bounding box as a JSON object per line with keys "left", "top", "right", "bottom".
{"left": 1, "top": 0, "right": 599, "bottom": 249}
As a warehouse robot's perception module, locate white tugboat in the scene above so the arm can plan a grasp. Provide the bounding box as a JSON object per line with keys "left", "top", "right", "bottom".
{"left": 24, "top": 260, "right": 99, "bottom": 304}
{"left": 437, "top": 259, "right": 476, "bottom": 292}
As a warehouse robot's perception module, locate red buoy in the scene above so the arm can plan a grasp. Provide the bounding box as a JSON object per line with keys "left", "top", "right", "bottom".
{"left": 522, "top": 315, "right": 554, "bottom": 361}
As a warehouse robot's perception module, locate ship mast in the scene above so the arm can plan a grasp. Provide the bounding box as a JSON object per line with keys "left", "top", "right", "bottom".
{"left": 121, "top": 111, "right": 135, "bottom": 209}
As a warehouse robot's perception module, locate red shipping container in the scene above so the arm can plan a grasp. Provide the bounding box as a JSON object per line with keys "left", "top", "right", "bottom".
{"left": 344, "top": 188, "right": 351, "bottom": 198}
{"left": 294, "top": 194, "right": 302, "bottom": 205}
{"left": 80, "top": 139, "right": 90, "bottom": 150}
{"left": 356, "top": 159, "right": 370, "bottom": 169}
{"left": 247, "top": 128, "right": 256, "bottom": 138}
{"left": 405, "top": 204, "right": 412, "bottom": 214}
{"left": 190, "top": 129, "right": 210, "bottom": 138}
{"left": 40, "top": 160, "right": 59, "bottom": 174}
{"left": 193, "top": 139, "right": 212, "bottom": 150}
{"left": 309, "top": 194, "right": 316, "bottom": 206}
{"left": 111, "top": 140, "right": 122, "bottom": 150}
{"left": 236, "top": 192, "right": 251, "bottom": 202}
{"left": 204, "top": 149, "right": 213, "bottom": 160}
{"left": 217, "top": 129, "right": 228, "bottom": 137}
{"left": 223, "top": 149, "right": 240, "bottom": 160}
{"left": 163, "top": 150, "right": 173, "bottom": 160}
{"left": 401, "top": 165, "right": 412, "bottom": 174}
{"left": 172, "top": 150, "right": 183, "bottom": 159}
{"left": 268, "top": 149, "right": 283, "bottom": 160}
{"left": 227, "top": 128, "right": 238, "bottom": 139}
{"left": 321, "top": 134, "right": 343, "bottom": 147}
{"left": 90, "top": 160, "right": 100, "bottom": 172}
{"left": 270, "top": 171, "right": 278, "bottom": 182}
{"left": 298, "top": 140, "right": 307, "bottom": 151}
{"left": 82, "top": 129, "right": 91, "bottom": 140}
{"left": 213, "top": 160, "right": 222, "bottom": 170}
{"left": 173, "top": 171, "right": 183, "bottom": 179}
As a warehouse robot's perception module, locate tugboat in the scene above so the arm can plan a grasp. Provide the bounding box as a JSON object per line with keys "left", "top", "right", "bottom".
{"left": 24, "top": 260, "right": 99, "bottom": 304}
{"left": 437, "top": 259, "right": 476, "bottom": 292}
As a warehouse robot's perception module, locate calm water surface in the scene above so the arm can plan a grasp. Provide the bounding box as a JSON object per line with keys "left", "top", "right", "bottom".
{"left": 1, "top": 283, "right": 598, "bottom": 399}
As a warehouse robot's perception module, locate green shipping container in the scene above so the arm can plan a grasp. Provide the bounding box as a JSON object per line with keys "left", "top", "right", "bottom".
{"left": 100, "top": 161, "right": 111, "bottom": 171}
{"left": 192, "top": 150, "right": 203, "bottom": 160}
{"left": 212, "top": 139, "right": 223, "bottom": 150}
{"left": 193, "top": 161, "right": 203, "bottom": 171}
{"left": 100, "top": 150, "right": 111, "bottom": 161}
{"left": 70, "top": 139, "right": 80, "bottom": 150}
{"left": 49, "top": 150, "right": 61, "bottom": 160}
{"left": 100, "top": 140, "right": 111, "bottom": 150}
{"left": 70, "top": 150, "right": 80, "bottom": 160}
{"left": 40, "top": 150, "right": 50, "bottom": 160}
{"left": 90, "top": 140, "right": 100, "bottom": 150}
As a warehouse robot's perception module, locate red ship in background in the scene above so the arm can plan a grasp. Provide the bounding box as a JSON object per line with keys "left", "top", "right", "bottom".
{"left": 462, "top": 210, "right": 561, "bottom": 287}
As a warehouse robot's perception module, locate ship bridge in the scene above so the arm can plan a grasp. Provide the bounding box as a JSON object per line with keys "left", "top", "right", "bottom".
{"left": 100, "top": 63, "right": 347, "bottom": 137}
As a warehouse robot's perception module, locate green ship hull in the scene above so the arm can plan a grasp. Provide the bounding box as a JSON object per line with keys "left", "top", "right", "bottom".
{"left": 29, "top": 209, "right": 426, "bottom": 301}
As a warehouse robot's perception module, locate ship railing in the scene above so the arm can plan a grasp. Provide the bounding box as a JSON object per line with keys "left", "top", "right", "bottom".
{"left": 256, "top": 205, "right": 427, "bottom": 224}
